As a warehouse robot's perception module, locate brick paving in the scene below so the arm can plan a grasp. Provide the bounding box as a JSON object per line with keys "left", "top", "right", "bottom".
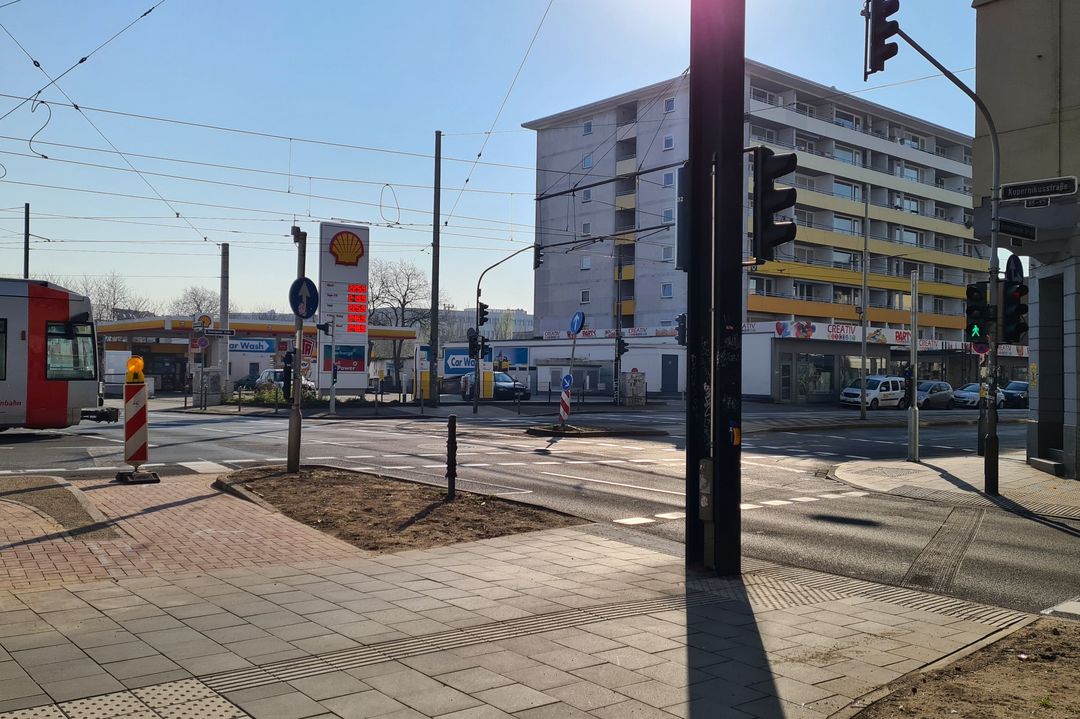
{"left": 0, "top": 475, "right": 1036, "bottom": 718}
{"left": 0, "top": 476, "right": 359, "bottom": 590}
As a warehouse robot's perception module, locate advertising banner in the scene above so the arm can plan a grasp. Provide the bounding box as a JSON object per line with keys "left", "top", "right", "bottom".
{"left": 318, "top": 223, "right": 370, "bottom": 389}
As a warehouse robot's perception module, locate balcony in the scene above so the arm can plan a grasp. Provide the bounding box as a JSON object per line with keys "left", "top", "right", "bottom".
{"left": 617, "top": 124, "right": 636, "bottom": 142}
{"left": 615, "top": 263, "right": 635, "bottom": 280}
{"left": 746, "top": 291, "right": 964, "bottom": 329}
{"left": 616, "top": 158, "right": 637, "bottom": 176}
{"left": 615, "top": 299, "right": 636, "bottom": 316}
{"left": 615, "top": 190, "right": 636, "bottom": 210}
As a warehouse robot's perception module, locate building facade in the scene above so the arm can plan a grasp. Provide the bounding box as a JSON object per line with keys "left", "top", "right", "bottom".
{"left": 525, "top": 61, "right": 1003, "bottom": 401}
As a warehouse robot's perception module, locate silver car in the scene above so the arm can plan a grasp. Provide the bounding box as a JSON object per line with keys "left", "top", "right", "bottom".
{"left": 915, "top": 381, "right": 953, "bottom": 410}
{"left": 952, "top": 383, "right": 1004, "bottom": 409}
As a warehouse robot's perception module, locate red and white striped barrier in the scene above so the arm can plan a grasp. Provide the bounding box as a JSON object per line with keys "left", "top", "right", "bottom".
{"left": 559, "top": 389, "right": 571, "bottom": 423}
{"left": 124, "top": 383, "right": 149, "bottom": 468}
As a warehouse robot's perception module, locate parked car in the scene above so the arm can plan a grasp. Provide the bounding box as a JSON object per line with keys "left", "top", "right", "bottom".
{"left": 1002, "top": 380, "right": 1030, "bottom": 408}
{"left": 255, "top": 368, "right": 315, "bottom": 393}
{"left": 915, "top": 381, "right": 953, "bottom": 410}
{"left": 234, "top": 373, "right": 261, "bottom": 391}
{"left": 951, "top": 383, "right": 1004, "bottom": 409}
{"left": 839, "top": 375, "right": 908, "bottom": 410}
{"left": 460, "top": 372, "right": 530, "bottom": 401}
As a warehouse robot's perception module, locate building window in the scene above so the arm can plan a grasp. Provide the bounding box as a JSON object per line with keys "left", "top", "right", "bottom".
{"left": 662, "top": 208, "right": 674, "bottom": 224}
{"left": 583, "top": 120, "right": 593, "bottom": 135}
{"left": 580, "top": 255, "right": 591, "bottom": 270}
{"left": 662, "top": 171, "right": 674, "bottom": 187}
{"left": 663, "top": 97, "right": 675, "bottom": 113}
{"left": 582, "top": 188, "right": 592, "bottom": 203}
{"left": 582, "top": 153, "right": 593, "bottom": 169}
{"left": 833, "top": 145, "right": 861, "bottom": 165}
{"left": 663, "top": 134, "right": 675, "bottom": 151}
{"left": 582, "top": 221, "right": 591, "bottom": 236}
{"left": 750, "top": 87, "right": 778, "bottom": 105}
{"left": 794, "top": 208, "right": 814, "bottom": 227}
{"left": 897, "top": 164, "right": 920, "bottom": 182}
{"left": 833, "top": 215, "right": 862, "bottom": 236}
{"left": 662, "top": 245, "right": 674, "bottom": 261}
{"left": 793, "top": 282, "right": 816, "bottom": 300}
{"left": 661, "top": 283, "right": 673, "bottom": 299}
{"left": 749, "top": 276, "right": 774, "bottom": 295}
{"left": 833, "top": 180, "right": 860, "bottom": 201}
{"left": 794, "top": 173, "right": 816, "bottom": 191}
{"left": 900, "top": 197, "right": 919, "bottom": 214}
{"left": 660, "top": 320, "right": 673, "bottom": 327}
{"left": 750, "top": 125, "right": 776, "bottom": 143}
{"left": 580, "top": 290, "right": 590, "bottom": 304}
{"left": 794, "top": 102, "right": 815, "bottom": 118}
{"left": 795, "top": 136, "right": 817, "bottom": 153}
{"left": 833, "top": 250, "right": 855, "bottom": 269}
{"left": 834, "top": 108, "right": 861, "bottom": 131}
{"left": 897, "top": 228, "right": 921, "bottom": 245}
{"left": 932, "top": 297, "right": 945, "bottom": 314}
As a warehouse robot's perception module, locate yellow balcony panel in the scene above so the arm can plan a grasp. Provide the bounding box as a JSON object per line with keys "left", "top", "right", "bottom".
{"left": 756, "top": 260, "right": 967, "bottom": 299}
{"left": 787, "top": 226, "right": 988, "bottom": 272}
{"left": 615, "top": 192, "right": 636, "bottom": 210}
{"left": 615, "top": 158, "right": 637, "bottom": 176}
{"left": 616, "top": 124, "right": 636, "bottom": 141}
{"left": 614, "top": 231, "right": 635, "bottom": 245}
{"left": 615, "top": 299, "right": 636, "bottom": 315}
{"left": 616, "top": 264, "right": 635, "bottom": 280}
{"left": 747, "top": 296, "right": 963, "bottom": 331}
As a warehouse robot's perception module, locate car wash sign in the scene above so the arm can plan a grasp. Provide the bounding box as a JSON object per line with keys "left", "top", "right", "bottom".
{"left": 229, "top": 338, "right": 275, "bottom": 353}
{"left": 319, "top": 222, "right": 370, "bottom": 390}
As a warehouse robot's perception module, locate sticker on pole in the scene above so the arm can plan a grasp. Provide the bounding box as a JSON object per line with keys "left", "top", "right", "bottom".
{"left": 562, "top": 373, "right": 573, "bottom": 391}
{"left": 289, "top": 277, "right": 319, "bottom": 319}
{"left": 569, "top": 311, "right": 585, "bottom": 335}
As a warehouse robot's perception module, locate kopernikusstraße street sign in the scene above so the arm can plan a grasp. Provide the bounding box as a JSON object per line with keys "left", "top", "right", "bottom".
{"left": 1001, "top": 176, "right": 1077, "bottom": 203}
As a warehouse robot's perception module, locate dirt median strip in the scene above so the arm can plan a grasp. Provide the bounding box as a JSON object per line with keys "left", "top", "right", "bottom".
{"left": 216, "top": 465, "right": 585, "bottom": 553}
{"left": 0, "top": 475, "right": 121, "bottom": 540}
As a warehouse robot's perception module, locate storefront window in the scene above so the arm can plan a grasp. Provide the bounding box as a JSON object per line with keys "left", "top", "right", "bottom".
{"left": 797, "top": 353, "right": 834, "bottom": 396}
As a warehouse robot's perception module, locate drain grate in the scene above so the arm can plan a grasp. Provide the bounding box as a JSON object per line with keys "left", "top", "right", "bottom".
{"left": 202, "top": 591, "right": 734, "bottom": 694}
{"left": 894, "top": 485, "right": 1080, "bottom": 520}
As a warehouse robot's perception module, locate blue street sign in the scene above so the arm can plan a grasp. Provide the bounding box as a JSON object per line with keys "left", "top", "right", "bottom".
{"left": 569, "top": 311, "right": 585, "bottom": 335}
{"left": 562, "top": 373, "right": 573, "bottom": 390}
{"left": 289, "top": 278, "right": 319, "bottom": 319}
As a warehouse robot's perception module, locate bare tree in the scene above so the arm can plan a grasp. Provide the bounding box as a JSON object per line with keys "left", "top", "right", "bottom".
{"left": 494, "top": 309, "right": 516, "bottom": 341}
{"left": 38, "top": 272, "right": 156, "bottom": 322}
{"left": 368, "top": 259, "right": 431, "bottom": 391}
{"left": 169, "top": 286, "right": 220, "bottom": 316}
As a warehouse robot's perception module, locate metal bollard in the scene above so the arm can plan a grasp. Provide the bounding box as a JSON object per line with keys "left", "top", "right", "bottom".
{"left": 237, "top": 388, "right": 242, "bottom": 413}
{"left": 447, "top": 414, "right": 457, "bottom": 500}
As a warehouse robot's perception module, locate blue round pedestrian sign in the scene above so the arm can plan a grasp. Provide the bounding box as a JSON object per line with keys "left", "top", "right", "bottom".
{"left": 289, "top": 277, "right": 319, "bottom": 320}
{"left": 562, "top": 373, "right": 574, "bottom": 390}
{"left": 569, "top": 311, "right": 585, "bottom": 335}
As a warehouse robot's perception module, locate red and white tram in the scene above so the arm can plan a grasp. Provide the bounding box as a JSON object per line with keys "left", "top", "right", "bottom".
{"left": 0, "top": 279, "right": 117, "bottom": 430}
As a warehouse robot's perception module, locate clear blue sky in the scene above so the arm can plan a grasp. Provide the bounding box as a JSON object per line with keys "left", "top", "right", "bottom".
{"left": 0, "top": 0, "right": 977, "bottom": 314}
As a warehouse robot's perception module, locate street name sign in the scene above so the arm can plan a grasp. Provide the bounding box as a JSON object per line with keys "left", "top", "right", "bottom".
{"left": 203, "top": 328, "right": 236, "bottom": 337}
{"left": 999, "top": 218, "right": 1037, "bottom": 242}
{"left": 1001, "top": 176, "right": 1077, "bottom": 203}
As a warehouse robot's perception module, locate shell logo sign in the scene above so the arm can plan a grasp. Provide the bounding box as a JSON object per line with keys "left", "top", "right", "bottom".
{"left": 329, "top": 231, "right": 365, "bottom": 266}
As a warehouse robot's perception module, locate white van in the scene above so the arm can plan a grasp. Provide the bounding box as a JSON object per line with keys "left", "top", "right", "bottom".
{"left": 839, "top": 375, "right": 908, "bottom": 410}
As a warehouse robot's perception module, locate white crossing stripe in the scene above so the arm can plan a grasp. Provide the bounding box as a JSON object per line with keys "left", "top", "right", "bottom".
{"left": 789, "top": 497, "right": 820, "bottom": 502}
{"left": 741, "top": 503, "right": 762, "bottom": 510}
{"left": 654, "top": 512, "right": 685, "bottom": 520}
{"left": 179, "top": 461, "right": 231, "bottom": 474}
{"left": 817, "top": 493, "right": 850, "bottom": 499}
{"left": 759, "top": 500, "right": 793, "bottom": 506}
{"left": 614, "top": 517, "right": 655, "bottom": 525}
{"left": 841, "top": 491, "right": 870, "bottom": 497}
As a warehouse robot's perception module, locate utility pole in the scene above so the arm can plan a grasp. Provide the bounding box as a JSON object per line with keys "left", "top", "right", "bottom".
{"left": 908, "top": 270, "right": 920, "bottom": 462}
{"left": 686, "top": 0, "right": 744, "bottom": 574}
{"left": 23, "top": 203, "right": 29, "bottom": 279}
{"left": 614, "top": 250, "right": 623, "bottom": 406}
{"left": 429, "top": 130, "right": 442, "bottom": 408}
{"left": 287, "top": 227, "right": 306, "bottom": 474}
{"left": 860, "top": 184, "right": 870, "bottom": 419}
{"left": 220, "top": 242, "right": 230, "bottom": 395}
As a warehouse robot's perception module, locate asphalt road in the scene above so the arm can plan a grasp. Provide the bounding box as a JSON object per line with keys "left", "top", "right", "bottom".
{"left": 1, "top": 409, "right": 1076, "bottom": 617}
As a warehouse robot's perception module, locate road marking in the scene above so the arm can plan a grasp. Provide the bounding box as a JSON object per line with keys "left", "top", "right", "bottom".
{"left": 381, "top": 454, "right": 408, "bottom": 458}
{"left": 225, "top": 459, "right": 258, "bottom": 463}
{"left": 381, "top": 465, "right": 415, "bottom": 470}
{"left": 349, "top": 466, "right": 375, "bottom": 471}
{"left": 345, "top": 455, "right": 375, "bottom": 459}
{"left": 533, "top": 461, "right": 562, "bottom": 465}
{"left": 597, "top": 459, "right": 626, "bottom": 464}
{"left": 817, "top": 493, "right": 850, "bottom": 499}
{"left": 540, "top": 472, "right": 684, "bottom": 496}
{"left": 789, "top": 497, "right": 820, "bottom": 502}
{"left": 932, "top": 445, "right": 955, "bottom": 450}
{"left": 844, "top": 455, "right": 872, "bottom": 460}
{"left": 461, "top": 463, "right": 491, "bottom": 467}
{"left": 655, "top": 512, "right": 685, "bottom": 520}
{"left": 21, "top": 468, "right": 66, "bottom": 473}
{"left": 627, "top": 459, "right": 656, "bottom": 463}
{"left": 496, "top": 462, "right": 527, "bottom": 466}
{"left": 742, "top": 461, "right": 807, "bottom": 474}
{"left": 179, "top": 461, "right": 231, "bottom": 474}
{"left": 815, "top": 452, "right": 838, "bottom": 457}
{"left": 614, "top": 517, "right": 655, "bottom": 525}
{"left": 308, "top": 456, "right": 337, "bottom": 460}
{"left": 841, "top": 491, "right": 869, "bottom": 497}
{"left": 741, "top": 503, "right": 762, "bottom": 510}
{"left": 77, "top": 466, "right": 118, "bottom": 471}
{"left": 422, "top": 464, "right": 446, "bottom": 468}
{"left": 759, "top": 500, "right": 793, "bottom": 506}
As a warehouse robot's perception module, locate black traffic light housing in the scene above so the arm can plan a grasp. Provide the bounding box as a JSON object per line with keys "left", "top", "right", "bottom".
{"left": 315, "top": 321, "right": 332, "bottom": 335}
{"left": 1002, "top": 280, "right": 1029, "bottom": 344}
{"left": 965, "top": 282, "right": 991, "bottom": 344}
{"left": 281, "top": 350, "right": 295, "bottom": 402}
{"left": 752, "top": 146, "right": 798, "bottom": 263}
{"left": 533, "top": 244, "right": 544, "bottom": 270}
{"left": 617, "top": 337, "right": 629, "bottom": 357}
{"left": 866, "top": 0, "right": 900, "bottom": 77}
{"left": 676, "top": 313, "right": 687, "bottom": 346}
{"left": 478, "top": 301, "right": 490, "bottom": 326}
{"left": 479, "top": 335, "right": 490, "bottom": 360}
{"left": 466, "top": 327, "right": 479, "bottom": 359}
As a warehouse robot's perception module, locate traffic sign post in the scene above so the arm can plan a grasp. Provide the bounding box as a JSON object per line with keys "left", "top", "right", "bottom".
{"left": 287, "top": 229, "right": 309, "bottom": 474}
{"left": 561, "top": 314, "right": 584, "bottom": 427}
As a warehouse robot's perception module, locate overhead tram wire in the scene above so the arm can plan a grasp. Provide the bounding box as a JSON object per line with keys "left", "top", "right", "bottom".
{"left": 442, "top": 0, "right": 552, "bottom": 228}
{"left": 0, "top": 0, "right": 166, "bottom": 124}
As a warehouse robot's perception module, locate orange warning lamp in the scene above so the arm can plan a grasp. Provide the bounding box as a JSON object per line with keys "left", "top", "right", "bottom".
{"left": 125, "top": 356, "right": 145, "bottom": 384}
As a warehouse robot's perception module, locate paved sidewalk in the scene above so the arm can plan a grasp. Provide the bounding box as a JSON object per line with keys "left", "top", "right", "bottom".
{"left": 834, "top": 449, "right": 1080, "bottom": 519}
{"left": 0, "top": 475, "right": 1034, "bottom": 718}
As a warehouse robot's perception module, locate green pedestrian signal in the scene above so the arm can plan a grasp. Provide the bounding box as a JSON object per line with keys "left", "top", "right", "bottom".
{"left": 970, "top": 324, "right": 980, "bottom": 338}
{"left": 965, "top": 282, "right": 991, "bottom": 343}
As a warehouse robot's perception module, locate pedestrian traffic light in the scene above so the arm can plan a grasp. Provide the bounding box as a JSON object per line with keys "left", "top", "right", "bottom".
{"left": 281, "top": 350, "right": 294, "bottom": 402}
{"left": 866, "top": 0, "right": 900, "bottom": 76}
{"left": 315, "top": 321, "right": 332, "bottom": 335}
{"left": 752, "top": 146, "right": 798, "bottom": 263}
{"left": 617, "top": 338, "right": 628, "bottom": 357}
{"left": 1002, "top": 279, "right": 1029, "bottom": 343}
{"left": 965, "top": 282, "right": 991, "bottom": 343}
{"left": 533, "top": 244, "right": 544, "bottom": 270}
{"left": 466, "top": 327, "right": 479, "bottom": 359}
{"left": 478, "top": 301, "right": 490, "bottom": 326}
{"left": 676, "top": 313, "right": 687, "bottom": 346}
{"left": 903, "top": 366, "right": 914, "bottom": 406}
{"left": 479, "top": 335, "right": 490, "bottom": 360}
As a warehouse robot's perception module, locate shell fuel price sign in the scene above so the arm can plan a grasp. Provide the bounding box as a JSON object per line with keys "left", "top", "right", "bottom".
{"left": 319, "top": 222, "right": 370, "bottom": 390}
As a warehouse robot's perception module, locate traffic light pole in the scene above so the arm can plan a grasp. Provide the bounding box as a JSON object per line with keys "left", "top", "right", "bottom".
{"left": 894, "top": 28, "right": 1001, "bottom": 494}
{"left": 287, "top": 228, "right": 306, "bottom": 474}
{"left": 908, "top": 270, "right": 920, "bottom": 462}
{"left": 429, "top": 130, "right": 442, "bottom": 409}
